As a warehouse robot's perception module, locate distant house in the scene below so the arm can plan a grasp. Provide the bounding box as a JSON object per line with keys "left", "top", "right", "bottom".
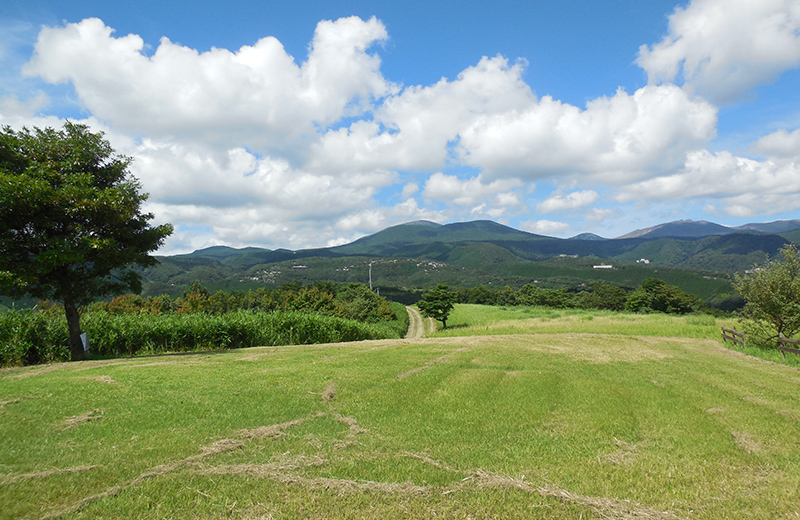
{"left": 593, "top": 264, "right": 613, "bottom": 269}
{"left": 636, "top": 258, "right": 651, "bottom": 264}
{"left": 291, "top": 265, "right": 309, "bottom": 270}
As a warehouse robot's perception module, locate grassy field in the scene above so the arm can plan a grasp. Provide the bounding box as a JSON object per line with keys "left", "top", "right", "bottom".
{"left": 434, "top": 305, "right": 800, "bottom": 367}
{"left": 1, "top": 306, "right": 799, "bottom": 519}
{"left": 432, "top": 305, "right": 725, "bottom": 340}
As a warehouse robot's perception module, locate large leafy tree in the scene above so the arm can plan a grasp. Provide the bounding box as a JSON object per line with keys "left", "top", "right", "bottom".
{"left": 0, "top": 122, "right": 173, "bottom": 360}
{"left": 734, "top": 243, "right": 800, "bottom": 345}
{"left": 417, "top": 283, "right": 458, "bottom": 329}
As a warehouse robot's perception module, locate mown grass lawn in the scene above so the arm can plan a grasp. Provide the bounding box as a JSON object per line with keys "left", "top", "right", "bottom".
{"left": 1, "top": 306, "right": 799, "bottom": 519}
{"left": 432, "top": 305, "right": 725, "bottom": 340}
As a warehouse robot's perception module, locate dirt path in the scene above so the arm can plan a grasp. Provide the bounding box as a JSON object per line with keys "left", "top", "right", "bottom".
{"left": 405, "top": 306, "right": 426, "bottom": 339}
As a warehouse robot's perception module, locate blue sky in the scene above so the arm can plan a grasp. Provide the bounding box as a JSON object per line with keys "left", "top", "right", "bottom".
{"left": 2, "top": 0, "right": 799, "bottom": 254}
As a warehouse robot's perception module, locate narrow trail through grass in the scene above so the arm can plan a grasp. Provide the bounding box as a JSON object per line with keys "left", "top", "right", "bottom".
{"left": 404, "top": 306, "right": 425, "bottom": 339}
{"left": 404, "top": 305, "right": 436, "bottom": 339}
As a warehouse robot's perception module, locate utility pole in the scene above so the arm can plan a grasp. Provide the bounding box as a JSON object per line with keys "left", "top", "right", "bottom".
{"left": 369, "top": 261, "right": 373, "bottom": 291}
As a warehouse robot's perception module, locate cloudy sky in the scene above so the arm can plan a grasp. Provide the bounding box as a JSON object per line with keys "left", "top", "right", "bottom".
{"left": 2, "top": 0, "right": 799, "bottom": 254}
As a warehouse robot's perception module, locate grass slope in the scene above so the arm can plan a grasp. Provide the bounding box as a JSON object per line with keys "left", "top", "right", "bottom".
{"left": 2, "top": 308, "right": 798, "bottom": 519}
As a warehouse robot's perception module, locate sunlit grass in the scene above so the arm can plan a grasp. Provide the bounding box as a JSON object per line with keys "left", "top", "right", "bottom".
{"left": 433, "top": 304, "right": 800, "bottom": 368}
{"left": 434, "top": 304, "right": 721, "bottom": 340}
{"left": 1, "top": 311, "right": 799, "bottom": 519}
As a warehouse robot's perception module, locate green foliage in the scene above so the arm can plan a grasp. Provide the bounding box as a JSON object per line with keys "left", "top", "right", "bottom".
{"left": 417, "top": 283, "right": 458, "bottom": 328}
{"left": 331, "top": 220, "right": 789, "bottom": 273}
{"left": 625, "top": 278, "right": 701, "bottom": 314}
{"left": 459, "top": 282, "right": 628, "bottom": 312}
{"left": 0, "top": 122, "right": 172, "bottom": 359}
{"left": 734, "top": 243, "right": 800, "bottom": 346}
{"left": 90, "top": 293, "right": 177, "bottom": 315}
{"left": 456, "top": 285, "right": 497, "bottom": 305}
{"left": 167, "top": 281, "right": 396, "bottom": 323}
{"left": 388, "top": 301, "right": 410, "bottom": 333}
{"left": 517, "top": 284, "right": 577, "bottom": 308}
{"left": 0, "top": 308, "right": 69, "bottom": 366}
{"left": 136, "top": 249, "right": 738, "bottom": 309}
{"left": 577, "top": 281, "right": 628, "bottom": 311}
{"left": 178, "top": 280, "right": 213, "bottom": 313}
{"left": 183, "top": 280, "right": 211, "bottom": 299}
{"left": 0, "top": 308, "right": 405, "bottom": 366}
{"left": 82, "top": 310, "right": 399, "bottom": 356}
{"left": 333, "top": 283, "right": 395, "bottom": 322}
{"left": 705, "top": 292, "right": 746, "bottom": 313}
{"left": 105, "top": 294, "right": 146, "bottom": 314}
{"left": 0, "top": 281, "right": 404, "bottom": 366}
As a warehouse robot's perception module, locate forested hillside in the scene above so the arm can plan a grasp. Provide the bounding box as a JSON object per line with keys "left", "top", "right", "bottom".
{"left": 134, "top": 219, "right": 796, "bottom": 306}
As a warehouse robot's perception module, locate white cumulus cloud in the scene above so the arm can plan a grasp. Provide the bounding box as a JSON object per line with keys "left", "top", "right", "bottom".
{"left": 636, "top": 0, "right": 800, "bottom": 104}
{"left": 332, "top": 198, "right": 445, "bottom": 235}
{"left": 458, "top": 85, "right": 717, "bottom": 182}
{"left": 308, "top": 55, "right": 533, "bottom": 173}
{"left": 537, "top": 190, "right": 598, "bottom": 214}
{"left": 585, "top": 208, "right": 614, "bottom": 222}
{"left": 520, "top": 220, "right": 571, "bottom": 235}
{"left": 751, "top": 128, "right": 800, "bottom": 160}
{"left": 615, "top": 149, "right": 800, "bottom": 216}
{"left": 422, "top": 172, "right": 522, "bottom": 206}
{"left": 23, "top": 17, "right": 394, "bottom": 155}
{"left": 401, "top": 183, "right": 420, "bottom": 199}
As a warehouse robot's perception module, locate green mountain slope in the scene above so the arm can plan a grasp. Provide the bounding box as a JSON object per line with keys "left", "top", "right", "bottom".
{"left": 618, "top": 219, "right": 734, "bottom": 239}
{"left": 331, "top": 220, "right": 789, "bottom": 271}
{"left": 134, "top": 219, "right": 796, "bottom": 303}
{"left": 780, "top": 228, "right": 800, "bottom": 244}
{"left": 332, "top": 220, "right": 543, "bottom": 255}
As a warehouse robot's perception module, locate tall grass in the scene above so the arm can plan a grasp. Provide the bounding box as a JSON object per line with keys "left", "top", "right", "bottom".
{"left": 0, "top": 309, "right": 69, "bottom": 366}
{"left": 0, "top": 305, "right": 408, "bottom": 366}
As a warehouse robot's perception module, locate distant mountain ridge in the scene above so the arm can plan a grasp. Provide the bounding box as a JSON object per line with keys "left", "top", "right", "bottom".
{"left": 168, "top": 218, "right": 798, "bottom": 279}
{"left": 618, "top": 218, "right": 800, "bottom": 239}
{"left": 331, "top": 220, "right": 544, "bottom": 256}
{"left": 571, "top": 233, "right": 607, "bottom": 241}
{"left": 139, "top": 217, "right": 798, "bottom": 301}
{"left": 735, "top": 219, "right": 800, "bottom": 234}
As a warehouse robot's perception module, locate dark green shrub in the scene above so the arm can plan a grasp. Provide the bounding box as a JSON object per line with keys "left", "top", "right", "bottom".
{"left": 626, "top": 278, "right": 700, "bottom": 314}
{"left": 577, "top": 282, "right": 628, "bottom": 311}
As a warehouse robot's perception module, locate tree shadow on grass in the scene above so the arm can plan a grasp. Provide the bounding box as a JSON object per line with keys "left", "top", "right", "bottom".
{"left": 443, "top": 324, "right": 469, "bottom": 330}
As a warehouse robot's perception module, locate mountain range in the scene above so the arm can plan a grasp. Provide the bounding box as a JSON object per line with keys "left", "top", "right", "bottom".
{"left": 180, "top": 218, "right": 800, "bottom": 264}
{"left": 139, "top": 218, "right": 800, "bottom": 301}
{"left": 327, "top": 218, "right": 799, "bottom": 272}
{"left": 616, "top": 219, "right": 800, "bottom": 239}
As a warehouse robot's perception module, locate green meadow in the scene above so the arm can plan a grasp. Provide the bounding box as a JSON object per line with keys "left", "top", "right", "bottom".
{"left": 1, "top": 306, "right": 799, "bottom": 519}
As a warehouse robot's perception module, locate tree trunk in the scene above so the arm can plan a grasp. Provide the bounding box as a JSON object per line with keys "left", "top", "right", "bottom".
{"left": 64, "top": 296, "right": 85, "bottom": 361}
